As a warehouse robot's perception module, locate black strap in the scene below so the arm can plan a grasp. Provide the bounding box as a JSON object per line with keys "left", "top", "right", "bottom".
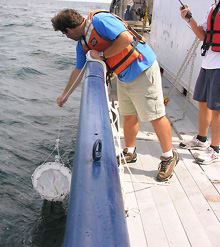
{"left": 82, "top": 35, "right": 90, "bottom": 50}
{"left": 207, "top": 30, "right": 220, "bottom": 34}
{"left": 201, "top": 32, "right": 210, "bottom": 56}
{"left": 127, "top": 25, "right": 146, "bottom": 44}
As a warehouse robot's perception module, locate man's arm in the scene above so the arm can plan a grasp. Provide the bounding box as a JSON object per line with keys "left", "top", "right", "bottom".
{"left": 90, "top": 30, "right": 133, "bottom": 60}
{"left": 57, "top": 67, "right": 83, "bottom": 107}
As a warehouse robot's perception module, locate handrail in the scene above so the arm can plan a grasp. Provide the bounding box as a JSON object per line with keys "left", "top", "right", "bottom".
{"left": 63, "top": 60, "right": 130, "bottom": 247}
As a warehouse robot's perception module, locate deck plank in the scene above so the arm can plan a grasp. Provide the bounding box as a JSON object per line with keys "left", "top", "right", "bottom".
{"left": 124, "top": 147, "right": 170, "bottom": 246}
{"left": 177, "top": 148, "right": 220, "bottom": 220}
{"left": 167, "top": 173, "right": 213, "bottom": 247}
{"left": 143, "top": 141, "right": 193, "bottom": 247}
{"left": 123, "top": 170, "right": 147, "bottom": 247}
{"left": 127, "top": 140, "right": 191, "bottom": 247}
{"left": 173, "top": 148, "right": 220, "bottom": 247}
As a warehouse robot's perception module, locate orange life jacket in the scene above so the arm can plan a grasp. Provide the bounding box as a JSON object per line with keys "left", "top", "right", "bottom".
{"left": 81, "top": 10, "right": 145, "bottom": 75}
{"left": 201, "top": 2, "right": 220, "bottom": 56}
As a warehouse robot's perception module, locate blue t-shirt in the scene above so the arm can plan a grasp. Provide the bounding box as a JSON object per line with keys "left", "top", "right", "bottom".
{"left": 76, "top": 12, "right": 156, "bottom": 82}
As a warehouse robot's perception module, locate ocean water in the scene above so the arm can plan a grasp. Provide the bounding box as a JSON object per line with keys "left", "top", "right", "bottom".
{"left": 0, "top": 0, "right": 110, "bottom": 246}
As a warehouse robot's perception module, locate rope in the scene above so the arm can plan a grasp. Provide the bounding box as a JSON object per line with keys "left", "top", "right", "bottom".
{"left": 41, "top": 108, "right": 65, "bottom": 165}
{"left": 61, "top": 62, "right": 88, "bottom": 104}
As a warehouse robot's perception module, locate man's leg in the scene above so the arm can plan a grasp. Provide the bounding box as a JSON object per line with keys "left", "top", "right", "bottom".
{"left": 151, "top": 115, "right": 179, "bottom": 181}
{"left": 151, "top": 115, "right": 172, "bottom": 153}
{"left": 116, "top": 114, "right": 139, "bottom": 165}
{"left": 123, "top": 114, "right": 139, "bottom": 148}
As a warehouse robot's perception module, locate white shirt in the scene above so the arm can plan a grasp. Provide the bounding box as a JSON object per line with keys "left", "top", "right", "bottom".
{"left": 201, "top": 3, "right": 220, "bottom": 69}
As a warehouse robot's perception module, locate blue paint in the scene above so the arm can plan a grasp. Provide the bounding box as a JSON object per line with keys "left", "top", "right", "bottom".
{"left": 63, "top": 61, "right": 130, "bottom": 247}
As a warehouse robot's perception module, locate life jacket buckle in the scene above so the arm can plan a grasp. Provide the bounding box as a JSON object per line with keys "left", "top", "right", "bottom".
{"left": 106, "top": 70, "right": 114, "bottom": 87}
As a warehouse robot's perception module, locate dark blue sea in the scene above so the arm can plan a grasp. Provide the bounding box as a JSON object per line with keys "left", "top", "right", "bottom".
{"left": 0, "top": 0, "right": 110, "bottom": 246}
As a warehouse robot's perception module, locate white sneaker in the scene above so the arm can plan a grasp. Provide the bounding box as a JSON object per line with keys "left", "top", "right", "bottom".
{"left": 179, "top": 136, "right": 209, "bottom": 150}
{"left": 195, "top": 146, "right": 220, "bottom": 165}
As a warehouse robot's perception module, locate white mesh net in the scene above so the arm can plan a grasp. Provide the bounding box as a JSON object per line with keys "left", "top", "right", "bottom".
{"left": 32, "top": 161, "right": 72, "bottom": 201}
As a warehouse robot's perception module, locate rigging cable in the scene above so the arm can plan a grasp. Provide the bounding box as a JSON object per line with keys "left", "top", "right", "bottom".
{"left": 164, "top": 36, "right": 200, "bottom": 124}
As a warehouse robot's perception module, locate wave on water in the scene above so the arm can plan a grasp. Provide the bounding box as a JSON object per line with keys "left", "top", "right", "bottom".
{"left": 17, "top": 67, "right": 47, "bottom": 76}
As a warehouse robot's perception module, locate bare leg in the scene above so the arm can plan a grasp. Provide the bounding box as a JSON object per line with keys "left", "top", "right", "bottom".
{"left": 151, "top": 116, "right": 172, "bottom": 153}
{"left": 211, "top": 110, "right": 220, "bottom": 147}
{"left": 123, "top": 115, "right": 139, "bottom": 148}
{"left": 198, "top": 102, "right": 212, "bottom": 136}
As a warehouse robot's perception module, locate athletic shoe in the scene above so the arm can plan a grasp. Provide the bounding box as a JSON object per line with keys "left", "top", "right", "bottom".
{"left": 195, "top": 146, "right": 220, "bottom": 165}
{"left": 179, "top": 135, "right": 209, "bottom": 150}
{"left": 156, "top": 151, "right": 179, "bottom": 182}
{"left": 117, "top": 147, "right": 137, "bottom": 165}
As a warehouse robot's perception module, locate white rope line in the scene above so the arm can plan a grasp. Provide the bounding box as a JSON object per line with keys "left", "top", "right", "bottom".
{"left": 62, "top": 51, "right": 107, "bottom": 104}
{"left": 57, "top": 108, "right": 63, "bottom": 141}
{"left": 41, "top": 112, "right": 65, "bottom": 165}
{"left": 61, "top": 61, "right": 88, "bottom": 104}
{"left": 41, "top": 146, "right": 58, "bottom": 165}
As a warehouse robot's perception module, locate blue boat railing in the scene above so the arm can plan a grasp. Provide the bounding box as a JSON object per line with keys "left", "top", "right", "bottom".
{"left": 63, "top": 60, "right": 130, "bottom": 247}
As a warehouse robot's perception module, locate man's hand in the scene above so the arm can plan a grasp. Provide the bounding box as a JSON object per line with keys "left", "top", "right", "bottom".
{"left": 90, "top": 50, "right": 103, "bottom": 60}
{"left": 57, "top": 95, "right": 68, "bottom": 107}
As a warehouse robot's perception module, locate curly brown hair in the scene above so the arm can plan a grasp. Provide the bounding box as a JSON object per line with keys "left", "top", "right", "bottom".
{"left": 51, "top": 9, "right": 84, "bottom": 33}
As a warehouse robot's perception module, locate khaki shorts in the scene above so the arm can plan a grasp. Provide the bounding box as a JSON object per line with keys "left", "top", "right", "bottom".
{"left": 117, "top": 61, "right": 166, "bottom": 122}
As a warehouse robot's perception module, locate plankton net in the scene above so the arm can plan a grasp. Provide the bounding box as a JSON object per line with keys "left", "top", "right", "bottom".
{"left": 32, "top": 138, "right": 72, "bottom": 202}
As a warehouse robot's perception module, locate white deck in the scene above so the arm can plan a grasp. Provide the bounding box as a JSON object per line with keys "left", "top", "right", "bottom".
{"left": 109, "top": 75, "right": 220, "bottom": 247}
